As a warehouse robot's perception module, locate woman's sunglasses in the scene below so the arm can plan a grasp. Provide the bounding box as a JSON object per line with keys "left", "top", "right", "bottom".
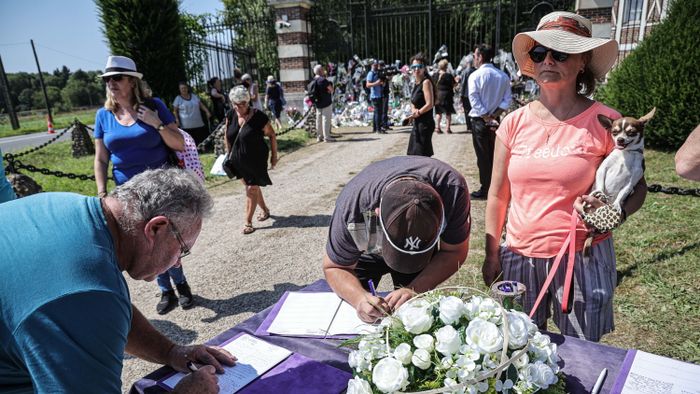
{"left": 528, "top": 45, "right": 569, "bottom": 63}
{"left": 102, "top": 74, "right": 125, "bottom": 83}
{"left": 410, "top": 64, "right": 425, "bottom": 70}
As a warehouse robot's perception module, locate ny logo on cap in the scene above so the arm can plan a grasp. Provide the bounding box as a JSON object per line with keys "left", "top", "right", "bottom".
{"left": 404, "top": 236, "right": 422, "bottom": 251}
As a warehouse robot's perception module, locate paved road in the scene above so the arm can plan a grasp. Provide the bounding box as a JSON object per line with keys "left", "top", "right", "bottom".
{"left": 0, "top": 127, "right": 77, "bottom": 154}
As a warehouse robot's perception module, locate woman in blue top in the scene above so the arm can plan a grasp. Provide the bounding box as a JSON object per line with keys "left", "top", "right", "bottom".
{"left": 93, "top": 55, "right": 194, "bottom": 315}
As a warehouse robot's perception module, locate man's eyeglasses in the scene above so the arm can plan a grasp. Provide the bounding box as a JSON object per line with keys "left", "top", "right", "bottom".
{"left": 102, "top": 74, "right": 125, "bottom": 83}
{"left": 170, "top": 223, "right": 191, "bottom": 260}
{"left": 410, "top": 64, "right": 425, "bottom": 70}
{"left": 528, "top": 45, "right": 570, "bottom": 63}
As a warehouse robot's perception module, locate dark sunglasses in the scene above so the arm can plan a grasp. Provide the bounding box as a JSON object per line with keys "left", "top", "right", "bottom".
{"left": 410, "top": 64, "right": 425, "bottom": 70}
{"left": 528, "top": 45, "right": 569, "bottom": 63}
{"left": 102, "top": 74, "right": 125, "bottom": 83}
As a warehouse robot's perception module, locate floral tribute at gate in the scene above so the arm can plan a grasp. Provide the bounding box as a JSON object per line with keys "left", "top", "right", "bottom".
{"left": 345, "top": 287, "right": 564, "bottom": 394}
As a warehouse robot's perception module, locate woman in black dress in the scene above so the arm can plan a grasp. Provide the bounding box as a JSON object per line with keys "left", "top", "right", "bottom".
{"left": 406, "top": 53, "right": 435, "bottom": 157}
{"left": 224, "top": 86, "right": 279, "bottom": 234}
{"left": 433, "top": 59, "right": 456, "bottom": 134}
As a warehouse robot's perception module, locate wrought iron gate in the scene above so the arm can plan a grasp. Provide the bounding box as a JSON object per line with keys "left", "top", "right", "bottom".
{"left": 310, "top": 0, "right": 574, "bottom": 65}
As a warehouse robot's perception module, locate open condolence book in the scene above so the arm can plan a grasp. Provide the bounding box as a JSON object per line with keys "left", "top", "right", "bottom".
{"left": 257, "top": 291, "right": 370, "bottom": 338}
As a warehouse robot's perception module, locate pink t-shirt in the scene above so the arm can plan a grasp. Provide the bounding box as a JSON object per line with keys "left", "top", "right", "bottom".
{"left": 496, "top": 101, "right": 620, "bottom": 257}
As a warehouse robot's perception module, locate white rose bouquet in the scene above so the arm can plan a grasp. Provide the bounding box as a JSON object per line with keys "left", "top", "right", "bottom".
{"left": 345, "top": 288, "right": 564, "bottom": 394}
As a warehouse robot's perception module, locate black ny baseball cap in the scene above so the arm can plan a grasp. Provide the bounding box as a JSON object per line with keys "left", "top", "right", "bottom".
{"left": 379, "top": 179, "right": 445, "bottom": 274}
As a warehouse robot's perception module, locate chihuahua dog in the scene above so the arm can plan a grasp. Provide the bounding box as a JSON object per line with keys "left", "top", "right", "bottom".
{"left": 592, "top": 108, "right": 656, "bottom": 213}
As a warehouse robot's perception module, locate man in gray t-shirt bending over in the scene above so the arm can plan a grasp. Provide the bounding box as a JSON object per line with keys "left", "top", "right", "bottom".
{"left": 323, "top": 156, "right": 471, "bottom": 322}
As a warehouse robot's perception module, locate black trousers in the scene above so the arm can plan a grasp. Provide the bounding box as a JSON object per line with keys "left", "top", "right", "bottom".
{"left": 461, "top": 97, "right": 473, "bottom": 131}
{"left": 371, "top": 98, "right": 384, "bottom": 132}
{"left": 354, "top": 254, "right": 421, "bottom": 290}
{"left": 382, "top": 94, "right": 390, "bottom": 127}
{"left": 471, "top": 117, "right": 496, "bottom": 192}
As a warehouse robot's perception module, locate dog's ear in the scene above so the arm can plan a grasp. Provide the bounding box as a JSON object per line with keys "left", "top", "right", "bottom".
{"left": 638, "top": 107, "right": 656, "bottom": 124}
{"left": 597, "top": 114, "right": 614, "bottom": 130}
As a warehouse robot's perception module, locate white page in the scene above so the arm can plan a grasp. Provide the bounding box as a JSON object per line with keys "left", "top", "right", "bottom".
{"left": 327, "top": 299, "right": 369, "bottom": 335}
{"left": 266, "top": 292, "right": 366, "bottom": 336}
{"left": 620, "top": 350, "right": 700, "bottom": 394}
{"left": 160, "top": 334, "right": 292, "bottom": 393}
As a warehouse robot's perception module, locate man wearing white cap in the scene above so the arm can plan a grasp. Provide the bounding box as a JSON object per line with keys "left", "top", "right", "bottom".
{"left": 483, "top": 11, "right": 646, "bottom": 342}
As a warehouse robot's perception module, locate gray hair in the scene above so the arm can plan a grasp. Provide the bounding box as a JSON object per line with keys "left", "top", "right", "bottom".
{"left": 111, "top": 168, "right": 213, "bottom": 233}
{"left": 229, "top": 85, "right": 250, "bottom": 104}
{"left": 313, "top": 64, "right": 323, "bottom": 75}
{"left": 241, "top": 73, "right": 252, "bottom": 81}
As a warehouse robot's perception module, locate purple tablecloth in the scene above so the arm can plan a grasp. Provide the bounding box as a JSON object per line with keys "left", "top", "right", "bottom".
{"left": 130, "top": 279, "right": 627, "bottom": 394}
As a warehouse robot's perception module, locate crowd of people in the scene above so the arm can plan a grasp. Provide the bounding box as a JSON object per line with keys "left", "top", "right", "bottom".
{"left": 3, "top": 10, "right": 700, "bottom": 393}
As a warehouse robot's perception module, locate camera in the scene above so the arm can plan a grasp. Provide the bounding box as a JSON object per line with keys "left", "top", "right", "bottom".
{"left": 377, "top": 65, "right": 400, "bottom": 80}
{"left": 276, "top": 20, "right": 291, "bottom": 29}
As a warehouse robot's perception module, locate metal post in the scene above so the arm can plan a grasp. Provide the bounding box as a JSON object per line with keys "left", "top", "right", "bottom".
{"left": 428, "top": 0, "right": 433, "bottom": 57}
{"left": 0, "top": 55, "right": 20, "bottom": 129}
{"left": 495, "top": 0, "right": 501, "bottom": 53}
{"left": 363, "top": 1, "right": 368, "bottom": 57}
{"left": 30, "top": 39, "right": 53, "bottom": 125}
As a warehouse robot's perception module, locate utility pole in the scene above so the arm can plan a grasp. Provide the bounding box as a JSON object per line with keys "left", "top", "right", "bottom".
{"left": 30, "top": 39, "right": 53, "bottom": 126}
{"left": 0, "top": 55, "right": 20, "bottom": 129}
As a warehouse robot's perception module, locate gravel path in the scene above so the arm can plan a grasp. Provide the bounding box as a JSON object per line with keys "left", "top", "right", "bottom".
{"left": 121, "top": 125, "right": 481, "bottom": 390}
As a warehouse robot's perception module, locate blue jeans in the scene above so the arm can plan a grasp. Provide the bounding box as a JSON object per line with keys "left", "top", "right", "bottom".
{"left": 157, "top": 266, "right": 186, "bottom": 292}
{"left": 371, "top": 98, "right": 384, "bottom": 131}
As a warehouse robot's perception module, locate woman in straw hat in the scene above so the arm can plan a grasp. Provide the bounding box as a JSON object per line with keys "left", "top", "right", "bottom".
{"left": 94, "top": 55, "right": 197, "bottom": 316}
{"left": 482, "top": 12, "right": 647, "bottom": 342}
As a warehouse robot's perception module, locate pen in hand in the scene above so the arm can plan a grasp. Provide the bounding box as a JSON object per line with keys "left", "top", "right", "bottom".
{"left": 187, "top": 361, "right": 198, "bottom": 373}
{"left": 368, "top": 279, "right": 377, "bottom": 296}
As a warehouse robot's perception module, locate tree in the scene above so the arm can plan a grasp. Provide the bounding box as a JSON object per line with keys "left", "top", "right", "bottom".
{"left": 180, "top": 12, "right": 208, "bottom": 86}
{"left": 95, "top": 0, "right": 186, "bottom": 104}
{"left": 596, "top": 0, "right": 700, "bottom": 150}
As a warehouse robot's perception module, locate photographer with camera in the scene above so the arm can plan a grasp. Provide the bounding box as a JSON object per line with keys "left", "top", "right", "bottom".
{"left": 365, "top": 60, "right": 385, "bottom": 134}
{"left": 308, "top": 64, "right": 335, "bottom": 142}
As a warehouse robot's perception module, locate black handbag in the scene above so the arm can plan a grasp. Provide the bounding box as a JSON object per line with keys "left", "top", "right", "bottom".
{"left": 222, "top": 149, "right": 237, "bottom": 179}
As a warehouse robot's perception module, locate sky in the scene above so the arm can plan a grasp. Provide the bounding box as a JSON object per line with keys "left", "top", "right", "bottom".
{"left": 0, "top": 0, "right": 224, "bottom": 74}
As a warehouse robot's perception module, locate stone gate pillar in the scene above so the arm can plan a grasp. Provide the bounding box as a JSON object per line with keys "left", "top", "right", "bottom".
{"left": 268, "top": 0, "right": 314, "bottom": 109}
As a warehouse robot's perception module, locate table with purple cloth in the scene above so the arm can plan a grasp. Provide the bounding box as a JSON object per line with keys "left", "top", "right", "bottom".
{"left": 131, "top": 279, "right": 627, "bottom": 394}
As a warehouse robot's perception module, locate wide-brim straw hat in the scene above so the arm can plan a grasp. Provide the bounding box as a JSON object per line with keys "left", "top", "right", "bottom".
{"left": 512, "top": 11, "right": 618, "bottom": 79}
{"left": 100, "top": 55, "right": 143, "bottom": 79}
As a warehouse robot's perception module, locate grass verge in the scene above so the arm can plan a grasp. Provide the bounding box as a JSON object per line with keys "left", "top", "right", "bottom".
{"left": 0, "top": 109, "right": 99, "bottom": 137}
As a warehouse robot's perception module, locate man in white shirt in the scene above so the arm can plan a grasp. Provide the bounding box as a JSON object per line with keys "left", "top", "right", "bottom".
{"left": 468, "top": 44, "right": 512, "bottom": 199}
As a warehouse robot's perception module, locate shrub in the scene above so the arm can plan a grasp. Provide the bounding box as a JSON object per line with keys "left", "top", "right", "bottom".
{"left": 596, "top": 0, "right": 700, "bottom": 150}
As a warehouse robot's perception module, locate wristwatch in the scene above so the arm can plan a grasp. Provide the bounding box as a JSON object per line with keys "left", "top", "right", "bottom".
{"left": 157, "top": 123, "right": 165, "bottom": 132}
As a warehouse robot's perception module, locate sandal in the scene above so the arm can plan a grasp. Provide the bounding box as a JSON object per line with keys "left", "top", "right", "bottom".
{"left": 257, "top": 209, "right": 270, "bottom": 222}
{"left": 242, "top": 223, "right": 255, "bottom": 235}
{"left": 435, "top": 128, "right": 443, "bottom": 134}
{"left": 446, "top": 128, "right": 453, "bottom": 134}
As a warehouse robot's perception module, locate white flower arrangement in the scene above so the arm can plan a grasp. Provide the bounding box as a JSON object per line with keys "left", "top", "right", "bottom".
{"left": 346, "top": 287, "right": 563, "bottom": 394}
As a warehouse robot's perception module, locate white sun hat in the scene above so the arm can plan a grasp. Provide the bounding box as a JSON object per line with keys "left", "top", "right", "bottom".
{"left": 512, "top": 11, "right": 618, "bottom": 79}
{"left": 100, "top": 55, "right": 143, "bottom": 79}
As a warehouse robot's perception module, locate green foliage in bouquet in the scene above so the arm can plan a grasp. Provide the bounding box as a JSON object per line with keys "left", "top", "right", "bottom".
{"left": 343, "top": 288, "right": 566, "bottom": 394}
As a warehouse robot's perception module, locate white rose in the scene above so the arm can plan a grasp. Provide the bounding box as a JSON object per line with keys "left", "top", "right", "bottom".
{"left": 413, "top": 334, "right": 435, "bottom": 351}
{"left": 412, "top": 348, "right": 432, "bottom": 370}
{"left": 435, "top": 325, "right": 462, "bottom": 355}
{"left": 464, "top": 296, "right": 483, "bottom": 319}
{"left": 504, "top": 311, "right": 530, "bottom": 349}
{"left": 372, "top": 357, "right": 409, "bottom": 393}
{"left": 397, "top": 299, "right": 434, "bottom": 334}
{"left": 439, "top": 296, "right": 466, "bottom": 325}
{"left": 512, "top": 310, "right": 538, "bottom": 335}
{"left": 477, "top": 297, "right": 501, "bottom": 322}
{"left": 465, "top": 318, "right": 503, "bottom": 354}
{"left": 347, "top": 376, "right": 373, "bottom": 394}
{"left": 348, "top": 350, "right": 372, "bottom": 372}
{"left": 393, "top": 343, "right": 413, "bottom": 365}
{"left": 513, "top": 352, "right": 529, "bottom": 369}
{"left": 527, "top": 361, "right": 557, "bottom": 389}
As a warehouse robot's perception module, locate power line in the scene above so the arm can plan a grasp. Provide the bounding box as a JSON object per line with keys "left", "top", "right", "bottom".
{"left": 34, "top": 43, "right": 104, "bottom": 68}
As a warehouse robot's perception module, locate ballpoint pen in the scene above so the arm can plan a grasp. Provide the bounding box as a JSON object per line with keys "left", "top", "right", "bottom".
{"left": 368, "top": 279, "right": 377, "bottom": 296}
{"left": 186, "top": 361, "right": 199, "bottom": 373}
{"left": 591, "top": 368, "right": 607, "bottom": 394}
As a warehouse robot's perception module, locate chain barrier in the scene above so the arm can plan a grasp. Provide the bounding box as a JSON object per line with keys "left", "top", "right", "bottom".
{"left": 647, "top": 184, "right": 700, "bottom": 197}
{"left": 6, "top": 124, "right": 74, "bottom": 159}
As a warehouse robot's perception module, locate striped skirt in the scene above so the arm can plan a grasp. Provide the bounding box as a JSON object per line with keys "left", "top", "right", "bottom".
{"left": 500, "top": 237, "right": 617, "bottom": 342}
